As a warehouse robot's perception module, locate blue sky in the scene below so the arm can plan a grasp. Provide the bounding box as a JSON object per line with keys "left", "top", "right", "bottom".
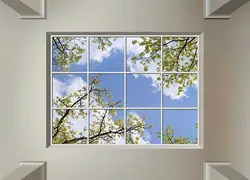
{"left": 52, "top": 37, "right": 198, "bottom": 144}
{"left": 163, "top": 110, "right": 197, "bottom": 143}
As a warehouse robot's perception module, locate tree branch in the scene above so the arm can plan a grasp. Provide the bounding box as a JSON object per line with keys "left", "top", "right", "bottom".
{"left": 53, "top": 84, "right": 94, "bottom": 139}
{"left": 52, "top": 38, "right": 68, "bottom": 58}
{"left": 61, "top": 121, "right": 142, "bottom": 144}
{"left": 187, "top": 47, "right": 198, "bottom": 72}
{"left": 56, "top": 97, "right": 69, "bottom": 107}
{"left": 97, "top": 110, "right": 109, "bottom": 136}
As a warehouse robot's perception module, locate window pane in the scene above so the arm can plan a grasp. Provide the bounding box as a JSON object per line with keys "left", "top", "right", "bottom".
{"left": 162, "top": 36, "right": 198, "bottom": 72}
{"left": 163, "top": 110, "right": 198, "bottom": 144}
{"left": 127, "top": 37, "right": 161, "bottom": 73}
{"left": 126, "top": 110, "right": 161, "bottom": 144}
{"left": 126, "top": 74, "right": 161, "bottom": 107}
{"left": 52, "top": 37, "right": 87, "bottom": 72}
{"left": 52, "top": 109, "right": 88, "bottom": 144}
{"left": 50, "top": 34, "right": 201, "bottom": 147}
{"left": 89, "top": 110, "right": 124, "bottom": 144}
{"left": 90, "top": 37, "right": 124, "bottom": 72}
{"left": 53, "top": 74, "right": 87, "bottom": 108}
{"left": 89, "top": 73, "right": 124, "bottom": 108}
{"left": 163, "top": 73, "right": 198, "bottom": 107}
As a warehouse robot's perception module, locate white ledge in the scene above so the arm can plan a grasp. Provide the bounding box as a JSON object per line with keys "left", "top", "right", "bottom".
{"left": 204, "top": 0, "right": 250, "bottom": 19}
{"left": 1, "top": 0, "right": 45, "bottom": 19}
{"left": 204, "top": 162, "right": 249, "bottom": 180}
{"left": 2, "top": 161, "right": 47, "bottom": 180}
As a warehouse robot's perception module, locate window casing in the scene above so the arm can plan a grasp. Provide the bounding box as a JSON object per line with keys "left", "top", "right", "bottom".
{"left": 48, "top": 33, "right": 203, "bottom": 148}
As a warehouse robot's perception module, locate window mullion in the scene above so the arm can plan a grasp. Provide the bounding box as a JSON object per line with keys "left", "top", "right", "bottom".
{"left": 87, "top": 36, "right": 90, "bottom": 144}
{"left": 124, "top": 36, "right": 127, "bottom": 145}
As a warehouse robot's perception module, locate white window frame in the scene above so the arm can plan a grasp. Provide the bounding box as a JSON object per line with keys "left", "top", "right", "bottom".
{"left": 47, "top": 33, "right": 204, "bottom": 149}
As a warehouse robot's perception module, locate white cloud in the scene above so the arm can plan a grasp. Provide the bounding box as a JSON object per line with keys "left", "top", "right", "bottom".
{"left": 90, "top": 38, "right": 124, "bottom": 63}
{"left": 89, "top": 109, "right": 126, "bottom": 144}
{"left": 126, "top": 56, "right": 159, "bottom": 74}
{"left": 79, "top": 52, "right": 87, "bottom": 65}
{"left": 61, "top": 37, "right": 124, "bottom": 66}
{"left": 127, "top": 111, "right": 151, "bottom": 144}
{"left": 53, "top": 75, "right": 88, "bottom": 107}
{"left": 53, "top": 110, "right": 88, "bottom": 137}
{"left": 53, "top": 75, "right": 88, "bottom": 136}
{"left": 126, "top": 63, "right": 197, "bottom": 100}
{"left": 163, "top": 82, "right": 188, "bottom": 100}
{"left": 65, "top": 37, "right": 88, "bottom": 65}
{"left": 127, "top": 38, "right": 146, "bottom": 56}
{"left": 127, "top": 56, "right": 161, "bottom": 91}
{"left": 115, "top": 136, "right": 126, "bottom": 145}
{"left": 53, "top": 78, "right": 64, "bottom": 99}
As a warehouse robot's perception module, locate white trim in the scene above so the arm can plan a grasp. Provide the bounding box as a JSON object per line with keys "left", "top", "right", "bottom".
{"left": 50, "top": 36, "right": 53, "bottom": 145}
{"left": 198, "top": 33, "right": 204, "bottom": 148}
{"left": 197, "top": 35, "right": 200, "bottom": 147}
{"left": 204, "top": 15, "right": 231, "bottom": 19}
{"left": 52, "top": 107, "right": 198, "bottom": 110}
{"left": 51, "top": 35, "right": 199, "bottom": 38}
{"left": 20, "top": 15, "right": 45, "bottom": 19}
{"left": 51, "top": 71, "right": 198, "bottom": 74}
{"left": 50, "top": 144, "right": 202, "bottom": 149}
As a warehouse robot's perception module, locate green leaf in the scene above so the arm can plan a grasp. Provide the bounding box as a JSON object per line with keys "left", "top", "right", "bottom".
{"left": 132, "top": 40, "right": 138, "bottom": 45}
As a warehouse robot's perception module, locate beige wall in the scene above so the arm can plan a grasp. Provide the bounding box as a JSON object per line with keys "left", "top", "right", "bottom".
{"left": 226, "top": 3, "right": 250, "bottom": 178}
{"left": 0, "top": 0, "right": 249, "bottom": 180}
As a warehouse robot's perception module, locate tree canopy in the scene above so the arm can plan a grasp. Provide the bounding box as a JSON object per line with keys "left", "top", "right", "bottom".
{"left": 52, "top": 36, "right": 198, "bottom": 145}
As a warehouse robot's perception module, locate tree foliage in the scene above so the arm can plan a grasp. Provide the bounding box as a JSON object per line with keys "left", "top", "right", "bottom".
{"left": 52, "top": 36, "right": 198, "bottom": 144}
{"left": 161, "top": 126, "right": 196, "bottom": 144}
{"left": 131, "top": 37, "right": 198, "bottom": 96}
{"left": 52, "top": 37, "right": 87, "bottom": 71}
{"left": 52, "top": 74, "right": 151, "bottom": 144}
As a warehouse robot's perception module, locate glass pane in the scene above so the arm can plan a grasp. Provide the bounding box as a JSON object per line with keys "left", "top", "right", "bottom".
{"left": 89, "top": 73, "right": 124, "bottom": 108}
{"left": 52, "top": 36, "right": 87, "bottom": 72}
{"left": 89, "top": 110, "right": 124, "bottom": 144}
{"left": 163, "top": 110, "right": 198, "bottom": 144}
{"left": 163, "top": 73, "right": 198, "bottom": 107}
{"left": 126, "top": 110, "right": 161, "bottom": 144}
{"left": 162, "top": 36, "right": 198, "bottom": 72}
{"left": 126, "top": 74, "right": 161, "bottom": 107}
{"left": 52, "top": 74, "right": 87, "bottom": 108}
{"left": 127, "top": 37, "right": 161, "bottom": 73}
{"left": 90, "top": 37, "right": 124, "bottom": 72}
{"left": 52, "top": 109, "right": 88, "bottom": 144}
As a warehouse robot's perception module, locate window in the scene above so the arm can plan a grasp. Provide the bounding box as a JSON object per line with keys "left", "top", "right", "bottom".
{"left": 48, "top": 33, "right": 202, "bottom": 147}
